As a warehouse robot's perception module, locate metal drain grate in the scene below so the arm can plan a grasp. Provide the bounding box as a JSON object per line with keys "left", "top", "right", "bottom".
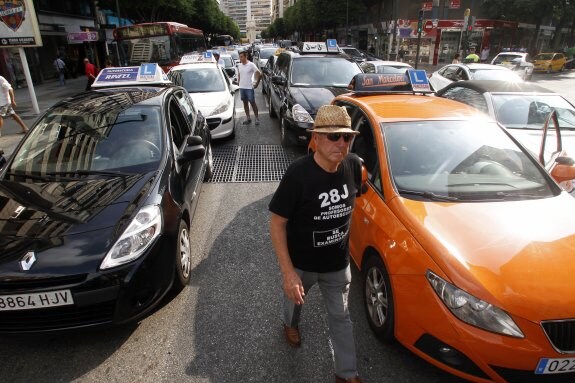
{"left": 209, "top": 145, "right": 295, "bottom": 183}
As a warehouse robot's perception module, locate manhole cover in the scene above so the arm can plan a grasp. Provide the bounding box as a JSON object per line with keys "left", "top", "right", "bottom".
{"left": 208, "top": 145, "right": 296, "bottom": 183}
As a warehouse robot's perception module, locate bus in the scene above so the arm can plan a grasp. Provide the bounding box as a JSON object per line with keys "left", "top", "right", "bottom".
{"left": 211, "top": 34, "right": 234, "bottom": 47}
{"left": 114, "top": 22, "right": 207, "bottom": 71}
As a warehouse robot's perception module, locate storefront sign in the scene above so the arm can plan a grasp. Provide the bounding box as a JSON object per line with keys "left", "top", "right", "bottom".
{"left": 0, "top": 0, "right": 42, "bottom": 47}
{"left": 67, "top": 31, "right": 98, "bottom": 43}
{"left": 449, "top": 0, "right": 461, "bottom": 9}
{"left": 422, "top": 2, "right": 433, "bottom": 11}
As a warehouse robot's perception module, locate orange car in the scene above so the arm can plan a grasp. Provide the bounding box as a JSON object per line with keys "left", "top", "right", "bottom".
{"left": 332, "top": 73, "right": 575, "bottom": 382}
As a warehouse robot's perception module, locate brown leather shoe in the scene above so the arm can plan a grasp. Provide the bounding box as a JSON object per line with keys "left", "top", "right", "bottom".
{"left": 283, "top": 324, "right": 301, "bottom": 347}
{"left": 335, "top": 375, "right": 363, "bottom": 383}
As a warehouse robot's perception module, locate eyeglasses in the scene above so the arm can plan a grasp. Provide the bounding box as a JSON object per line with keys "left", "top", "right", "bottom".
{"left": 325, "top": 133, "right": 354, "bottom": 142}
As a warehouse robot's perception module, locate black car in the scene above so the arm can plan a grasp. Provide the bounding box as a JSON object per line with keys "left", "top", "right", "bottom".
{"left": 267, "top": 41, "right": 362, "bottom": 146}
{"left": 0, "top": 65, "right": 212, "bottom": 333}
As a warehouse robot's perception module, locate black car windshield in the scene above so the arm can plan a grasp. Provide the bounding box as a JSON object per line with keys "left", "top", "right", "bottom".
{"left": 9, "top": 106, "right": 163, "bottom": 175}
{"left": 341, "top": 48, "right": 362, "bottom": 58}
{"left": 381, "top": 120, "right": 557, "bottom": 201}
{"left": 171, "top": 67, "right": 226, "bottom": 92}
{"left": 291, "top": 57, "right": 361, "bottom": 87}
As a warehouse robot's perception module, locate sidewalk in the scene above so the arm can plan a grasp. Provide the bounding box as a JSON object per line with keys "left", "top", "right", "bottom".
{"left": 0, "top": 76, "right": 87, "bottom": 157}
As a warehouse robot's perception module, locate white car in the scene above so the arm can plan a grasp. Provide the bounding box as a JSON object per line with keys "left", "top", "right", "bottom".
{"left": 168, "top": 61, "right": 238, "bottom": 139}
{"left": 359, "top": 60, "right": 413, "bottom": 74}
{"left": 429, "top": 63, "right": 523, "bottom": 92}
{"left": 491, "top": 51, "right": 534, "bottom": 80}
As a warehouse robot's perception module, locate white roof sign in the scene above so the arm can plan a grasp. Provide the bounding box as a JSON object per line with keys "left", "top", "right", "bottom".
{"left": 91, "top": 63, "right": 171, "bottom": 88}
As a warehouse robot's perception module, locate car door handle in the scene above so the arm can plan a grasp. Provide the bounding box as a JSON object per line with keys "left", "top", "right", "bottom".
{"left": 363, "top": 217, "right": 369, "bottom": 225}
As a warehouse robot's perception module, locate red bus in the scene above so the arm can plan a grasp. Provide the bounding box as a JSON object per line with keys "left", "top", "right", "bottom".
{"left": 114, "top": 22, "right": 207, "bottom": 71}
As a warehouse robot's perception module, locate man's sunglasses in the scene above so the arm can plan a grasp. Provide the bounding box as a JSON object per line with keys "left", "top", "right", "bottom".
{"left": 325, "top": 133, "right": 354, "bottom": 142}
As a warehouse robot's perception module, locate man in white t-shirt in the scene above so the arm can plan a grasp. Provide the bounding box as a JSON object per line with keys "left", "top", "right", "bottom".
{"left": 0, "top": 75, "right": 28, "bottom": 136}
{"left": 237, "top": 50, "right": 262, "bottom": 125}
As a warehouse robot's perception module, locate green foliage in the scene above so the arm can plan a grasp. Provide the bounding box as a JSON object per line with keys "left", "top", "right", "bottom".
{"left": 263, "top": 0, "right": 366, "bottom": 39}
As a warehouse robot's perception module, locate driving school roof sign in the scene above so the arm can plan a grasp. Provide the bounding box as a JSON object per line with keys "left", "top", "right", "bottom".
{"left": 92, "top": 64, "right": 171, "bottom": 88}
{"left": 0, "top": 0, "right": 42, "bottom": 47}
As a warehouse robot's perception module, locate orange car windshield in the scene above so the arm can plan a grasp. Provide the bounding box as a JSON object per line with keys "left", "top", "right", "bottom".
{"left": 381, "top": 120, "right": 557, "bottom": 201}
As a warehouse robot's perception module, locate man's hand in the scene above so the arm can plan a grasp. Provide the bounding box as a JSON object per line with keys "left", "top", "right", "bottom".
{"left": 282, "top": 270, "right": 305, "bottom": 305}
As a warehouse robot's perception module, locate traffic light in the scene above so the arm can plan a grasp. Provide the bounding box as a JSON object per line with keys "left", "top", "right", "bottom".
{"left": 417, "top": 10, "right": 424, "bottom": 34}
{"left": 467, "top": 16, "right": 476, "bottom": 32}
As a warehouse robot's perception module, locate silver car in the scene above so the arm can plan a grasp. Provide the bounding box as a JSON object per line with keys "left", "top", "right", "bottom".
{"left": 429, "top": 63, "right": 523, "bottom": 92}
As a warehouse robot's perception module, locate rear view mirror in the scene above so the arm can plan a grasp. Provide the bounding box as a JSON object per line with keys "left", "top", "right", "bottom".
{"left": 550, "top": 161, "right": 575, "bottom": 183}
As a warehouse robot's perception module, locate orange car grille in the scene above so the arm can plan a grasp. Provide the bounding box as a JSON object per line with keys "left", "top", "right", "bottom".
{"left": 541, "top": 320, "right": 575, "bottom": 352}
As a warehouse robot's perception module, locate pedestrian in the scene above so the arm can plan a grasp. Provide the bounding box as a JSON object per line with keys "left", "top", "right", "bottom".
{"left": 452, "top": 53, "right": 461, "bottom": 64}
{"left": 0, "top": 75, "right": 28, "bottom": 136}
{"left": 237, "top": 50, "right": 261, "bottom": 125}
{"left": 105, "top": 58, "right": 114, "bottom": 68}
{"left": 465, "top": 47, "right": 480, "bottom": 63}
{"left": 53, "top": 55, "right": 67, "bottom": 86}
{"left": 83, "top": 58, "right": 97, "bottom": 91}
{"left": 269, "top": 105, "right": 363, "bottom": 383}
{"left": 480, "top": 45, "right": 490, "bottom": 63}
{"left": 213, "top": 51, "right": 225, "bottom": 67}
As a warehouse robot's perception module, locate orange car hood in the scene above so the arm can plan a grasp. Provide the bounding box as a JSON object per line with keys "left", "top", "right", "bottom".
{"left": 395, "top": 193, "right": 575, "bottom": 320}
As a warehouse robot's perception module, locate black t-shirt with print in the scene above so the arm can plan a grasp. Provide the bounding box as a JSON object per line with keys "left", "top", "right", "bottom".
{"left": 269, "top": 153, "right": 362, "bottom": 273}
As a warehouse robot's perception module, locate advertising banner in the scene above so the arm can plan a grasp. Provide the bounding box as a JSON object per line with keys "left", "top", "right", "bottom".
{"left": 0, "top": 0, "right": 42, "bottom": 47}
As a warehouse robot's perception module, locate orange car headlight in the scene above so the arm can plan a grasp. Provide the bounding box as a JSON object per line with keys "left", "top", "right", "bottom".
{"left": 426, "top": 270, "right": 525, "bottom": 338}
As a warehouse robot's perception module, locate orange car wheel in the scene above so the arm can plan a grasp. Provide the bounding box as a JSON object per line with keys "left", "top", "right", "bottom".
{"left": 363, "top": 254, "right": 395, "bottom": 341}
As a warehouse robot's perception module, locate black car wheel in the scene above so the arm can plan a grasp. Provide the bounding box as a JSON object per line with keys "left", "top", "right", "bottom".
{"left": 203, "top": 141, "right": 213, "bottom": 181}
{"left": 269, "top": 93, "right": 277, "bottom": 119}
{"left": 173, "top": 219, "right": 192, "bottom": 291}
{"left": 363, "top": 254, "right": 395, "bottom": 341}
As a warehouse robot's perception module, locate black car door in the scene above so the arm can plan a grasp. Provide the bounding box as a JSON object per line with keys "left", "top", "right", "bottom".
{"left": 270, "top": 53, "right": 289, "bottom": 116}
{"left": 167, "top": 93, "right": 202, "bottom": 207}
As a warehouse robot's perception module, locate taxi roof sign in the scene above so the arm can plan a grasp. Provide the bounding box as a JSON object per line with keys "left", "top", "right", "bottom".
{"left": 349, "top": 70, "right": 433, "bottom": 94}
{"left": 179, "top": 51, "right": 216, "bottom": 64}
{"left": 300, "top": 40, "right": 339, "bottom": 54}
{"left": 91, "top": 63, "right": 171, "bottom": 88}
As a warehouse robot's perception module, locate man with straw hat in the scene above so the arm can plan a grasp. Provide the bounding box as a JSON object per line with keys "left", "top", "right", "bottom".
{"left": 269, "top": 105, "right": 363, "bottom": 383}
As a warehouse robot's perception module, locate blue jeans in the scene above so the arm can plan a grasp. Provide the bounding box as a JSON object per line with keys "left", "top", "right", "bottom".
{"left": 58, "top": 70, "right": 65, "bottom": 86}
{"left": 283, "top": 265, "right": 358, "bottom": 379}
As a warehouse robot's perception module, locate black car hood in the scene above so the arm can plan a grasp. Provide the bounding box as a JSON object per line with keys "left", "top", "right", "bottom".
{"left": 0, "top": 172, "right": 155, "bottom": 273}
{"left": 289, "top": 87, "right": 350, "bottom": 117}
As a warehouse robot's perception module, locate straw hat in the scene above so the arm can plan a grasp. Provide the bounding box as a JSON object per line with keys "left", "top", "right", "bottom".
{"left": 308, "top": 105, "right": 359, "bottom": 135}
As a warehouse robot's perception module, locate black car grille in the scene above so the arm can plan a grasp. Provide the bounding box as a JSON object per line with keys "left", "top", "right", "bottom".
{"left": 0, "top": 301, "right": 115, "bottom": 332}
{"left": 0, "top": 274, "right": 87, "bottom": 290}
{"left": 491, "top": 365, "right": 575, "bottom": 383}
{"left": 206, "top": 118, "right": 221, "bottom": 130}
{"left": 541, "top": 320, "right": 575, "bottom": 352}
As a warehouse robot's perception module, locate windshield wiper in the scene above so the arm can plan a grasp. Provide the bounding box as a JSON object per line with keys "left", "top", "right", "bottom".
{"left": 46, "top": 170, "right": 136, "bottom": 178}
{"left": 397, "top": 189, "right": 459, "bottom": 201}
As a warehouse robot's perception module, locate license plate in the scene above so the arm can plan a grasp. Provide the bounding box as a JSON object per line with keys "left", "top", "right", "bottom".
{"left": 0, "top": 290, "right": 74, "bottom": 311}
{"left": 535, "top": 357, "right": 575, "bottom": 374}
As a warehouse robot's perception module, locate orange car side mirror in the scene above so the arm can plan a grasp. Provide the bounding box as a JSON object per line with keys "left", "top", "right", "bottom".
{"left": 551, "top": 157, "right": 575, "bottom": 184}
{"left": 361, "top": 165, "right": 368, "bottom": 194}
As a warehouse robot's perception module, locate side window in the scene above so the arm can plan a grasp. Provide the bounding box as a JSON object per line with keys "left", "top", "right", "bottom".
{"left": 336, "top": 100, "right": 382, "bottom": 193}
{"left": 441, "top": 87, "right": 488, "bottom": 114}
{"left": 175, "top": 90, "right": 197, "bottom": 129}
{"left": 169, "top": 99, "right": 191, "bottom": 149}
